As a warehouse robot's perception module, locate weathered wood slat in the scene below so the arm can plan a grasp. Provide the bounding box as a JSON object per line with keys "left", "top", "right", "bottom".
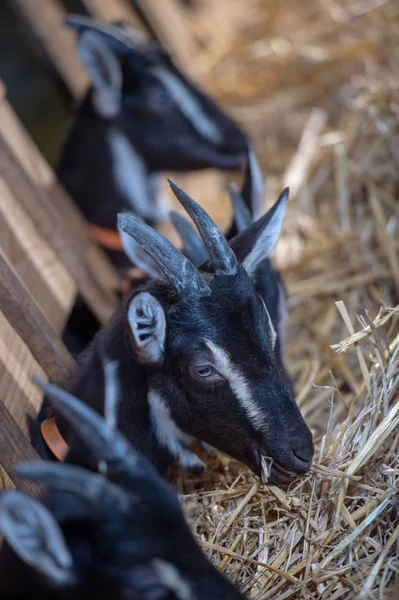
{"left": 0, "top": 177, "right": 75, "bottom": 331}
{"left": 10, "top": 0, "right": 87, "bottom": 96}
{"left": 0, "top": 401, "right": 43, "bottom": 497}
{"left": 133, "top": 0, "right": 198, "bottom": 70}
{"left": 0, "top": 132, "right": 118, "bottom": 326}
{"left": 0, "top": 87, "right": 120, "bottom": 324}
{"left": 0, "top": 251, "right": 75, "bottom": 383}
{"left": 82, "top": 0, "right": 144, "bottom": 28}
{"left": 0, "top": 310, "right": 45, "bottom": 435}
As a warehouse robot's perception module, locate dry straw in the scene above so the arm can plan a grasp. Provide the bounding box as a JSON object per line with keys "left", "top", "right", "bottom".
{"left": 174, "top": 1, "right": 399, "bottom": 598}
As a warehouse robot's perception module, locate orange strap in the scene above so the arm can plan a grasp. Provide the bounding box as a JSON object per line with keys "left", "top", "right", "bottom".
{"left": 88, "top": 223, "right": 124, "bottom": 251}
{"left": 120, "top": 267, "right": 146, "bottom": 297}
{"left": 41, "top": 417, "right": 69, "bottom": 462}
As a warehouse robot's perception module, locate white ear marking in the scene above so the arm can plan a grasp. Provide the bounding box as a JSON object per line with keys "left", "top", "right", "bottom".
{"left": 0, "top": 491, "right": 73, "bottom": 585}
{"left": 277, "top": 281, "right": 287, "bottom": 351}
{"left": 148, "top": 389, "right": 204, "bottom": 472}
{"left": 242, "top": 190, "right": 288, "bottom": 276}
{"left": 261, "top": 299, "right": 277, "bottom": 350}
{"left": 128, "top": 292, "right": 166, "bottom": 364}
{"left": 77, "top": 31, "right": 122, "bottom": 118}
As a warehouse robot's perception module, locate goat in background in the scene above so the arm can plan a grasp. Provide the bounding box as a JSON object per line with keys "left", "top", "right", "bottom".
{"left": 58, "top": 16, "right": 248, "bottom": 272}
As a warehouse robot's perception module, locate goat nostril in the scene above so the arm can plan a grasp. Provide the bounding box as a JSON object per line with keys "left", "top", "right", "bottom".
{"left": 292, "top": 449, "right": 311, "bottom": 468}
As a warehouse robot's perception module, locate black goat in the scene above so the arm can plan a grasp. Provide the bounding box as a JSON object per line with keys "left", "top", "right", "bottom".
{"left": 121, "top": 151, "right": 287, "bottom": 374}
{"left": 58, "top": 16, "right": 248, "bottom": 271}
{"left": 38, "top": 179, "right": 313, "bottom": 486}
{"left": 0, "top": 365, "right": 244, "bottom": 599}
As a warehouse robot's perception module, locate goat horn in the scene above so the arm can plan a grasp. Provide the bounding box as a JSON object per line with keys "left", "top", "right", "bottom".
{"left": 117, "top": 214, "right": 211, "bottom": 296}
{"left": 15, "top": 463, "right": 129, "bottom": 513}
{"left": 168, "top": 179, "right": 237, "bottom": 276}
{"left": 241, "top": 149, "right": 264, "bottom": 221}
{"left": 228, "top": 184, "right": 252, "bottom": 233}
{"left": 170, "top": 211, "right": 208, "bottom": 266}
{"left": 33, "top": 378, "right": 135, "bottom": 469}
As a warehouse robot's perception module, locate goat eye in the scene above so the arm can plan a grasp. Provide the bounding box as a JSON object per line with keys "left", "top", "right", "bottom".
{"left": 196, "top": 365, "right": 214, "bottom": 377}
{"left": 189, "top": 364, "right": 223, "bottom": 382}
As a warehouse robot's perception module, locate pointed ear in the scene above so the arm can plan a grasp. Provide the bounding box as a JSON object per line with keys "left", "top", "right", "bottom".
{"left": 241, "top": 149, "right": 264, "bottom": 221}
{"left": 231, "top": 188, "right": 289, "bottom": 277}
{"left": 0, "top": 491, "right": 73, "bottom": 586}
{"left": 77, "top": 30, "right": 122, "bottom": 118}
{"left": 119, "top": 228, "right": 164, "bottom": 279}
{"left": 128, "top": 292, "right": 166, "bottom": 363}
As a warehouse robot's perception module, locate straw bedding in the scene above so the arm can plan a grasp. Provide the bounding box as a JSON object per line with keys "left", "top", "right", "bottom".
{"left": 170, "top": 1, "right": 399, "bottom": 598}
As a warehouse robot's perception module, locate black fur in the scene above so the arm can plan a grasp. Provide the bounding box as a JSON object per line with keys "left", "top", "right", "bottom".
{"left": 1, "top": 381, "right": 244, "bottom": 599}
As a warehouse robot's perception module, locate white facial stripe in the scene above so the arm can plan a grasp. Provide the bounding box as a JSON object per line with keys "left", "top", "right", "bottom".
{"left": 204, "top": 340, "right": 264, "bottom": 431}
{"left": 108, "top": 130, "right": 158, "bottom": 220}
{"left": 261, "top": 299, "right": 277, "bottom": 350}
{"left": 151, "top": 67, "right": 223, "bottom": 145}
{"left": 148, "top": 389, "right": 204, "bottom": 471}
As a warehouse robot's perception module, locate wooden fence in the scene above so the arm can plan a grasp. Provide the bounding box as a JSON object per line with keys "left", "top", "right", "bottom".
{"left": 0, "top": 0, "right": 200, "bottom": 492}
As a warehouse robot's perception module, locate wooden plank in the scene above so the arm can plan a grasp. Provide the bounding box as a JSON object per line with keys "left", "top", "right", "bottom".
{"left": 0, "top": 310, "right": 46, "bottom": 434}
{"left": 0, "top": 177, "right": 75, "bottom": 331}
{"left": 0, "top": 251, "right": 75, "bottom": 383}
{"left": 82, "top": 0, "right": 144, "bottom": 28}
{"left": 0, "top": 401, "right": 43, "bottom": 497}
{"left": 0, "top": 130, "right": 118, "bottom": 326}
{"left": 133, "top": 0, "right": 198, "bottom": 70}
{"left": 0, "top": 86, "right": 120, "bottom": 323}
{"left": 10, "top": 0, "right": 87, "bottom": 96}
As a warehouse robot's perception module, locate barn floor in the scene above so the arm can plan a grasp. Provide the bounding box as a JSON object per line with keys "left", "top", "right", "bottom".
{"left": 165, "top": 1, "right": 399, "bottom": 598}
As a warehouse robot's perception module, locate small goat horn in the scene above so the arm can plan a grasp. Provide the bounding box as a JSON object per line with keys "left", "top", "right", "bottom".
{"left": 117, "top": 214, "right": 211, "bottom": 296}
{"left": 168, "top": 179, "right": 237, "bottom": 276}
{"left": 241, "top": 149, "right": 264, "bottom": 221}
{"left": 15, "top": 463, "right": 129, "bottom": 513}
{"left": 170, "top": 211, "right": 208, "bottom": 266}
{"left": 228, "top": 184, "right": 252, "bottom": 233}
{"left": 33, "top": 378, "right": 133, "bottom": 469}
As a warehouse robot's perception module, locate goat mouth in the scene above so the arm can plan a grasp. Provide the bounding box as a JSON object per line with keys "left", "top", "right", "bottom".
{"left": 260, "top": 456, "right": 298, "bottom": 485}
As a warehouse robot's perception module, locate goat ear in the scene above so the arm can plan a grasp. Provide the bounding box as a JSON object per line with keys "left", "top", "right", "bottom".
{"left": 128, "top": 292, "right": 166, "bottom": 363}
{"left": 77, "top": 30, "right": 122, "bottom": 118}
{"left": 119, "top": 228, "right": 164, "bottom": 279}
{"left": 0, "top": 491, "right": 73, "bottom": 586}
{"left": 232, "top": 188, "right": 288, "bottom": 277}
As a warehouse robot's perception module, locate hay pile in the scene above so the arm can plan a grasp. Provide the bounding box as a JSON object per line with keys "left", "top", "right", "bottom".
{"left": 172, "top": 1, "right": 399, "bottom": 598}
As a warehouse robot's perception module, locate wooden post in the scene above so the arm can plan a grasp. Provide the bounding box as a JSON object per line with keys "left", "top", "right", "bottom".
{"left": 133, "top": 0, "right": 199, "bottom": 70}
{"left": 82, "top": 0, "right": 144, "bottom": 28}
{"left": 0, "top": 252, "right": 75, "bottom": 383}
{"left": 10, "top": 0, "right": 87, "bottom": 96}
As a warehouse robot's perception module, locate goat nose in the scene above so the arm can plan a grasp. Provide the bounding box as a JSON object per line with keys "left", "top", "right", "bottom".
{"left": 290, "top": 440, "right": 314, "bottom": 474}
